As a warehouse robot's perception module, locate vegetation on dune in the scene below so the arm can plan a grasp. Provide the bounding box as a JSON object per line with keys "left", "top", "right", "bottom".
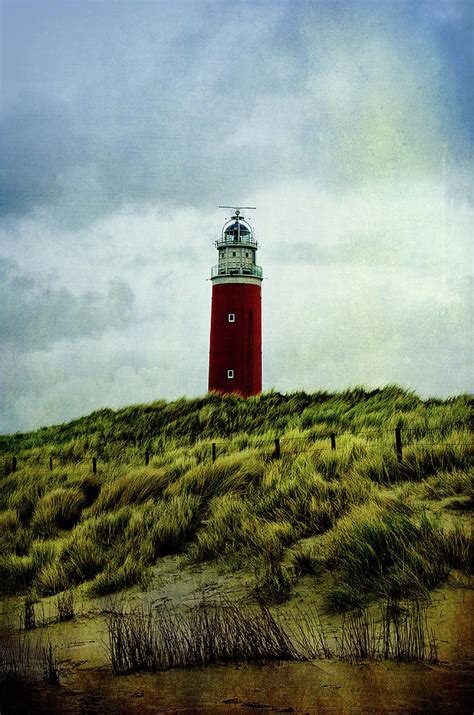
{"left": 0, "top": 386, "right": 471, "bottom": 608}
{"left": 291, "top": 497, "right": 471, "bottom": 610}
{"left": 1, "top": 384, "right": 470, "bottom": 455}
{"left": 0, "top": 632, "right": 60, "bottom": 685}
{"left": 0, "top": 595, "right": 438, "bottom": 684}
{"left": 104, "top": 596, "right": 438, "bottom": 674}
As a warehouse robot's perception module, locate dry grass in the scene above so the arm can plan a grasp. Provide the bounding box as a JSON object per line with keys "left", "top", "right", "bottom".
{"left": 0, "top": 632, "right": 60, "bottom": 685}
{"left": 55, "top": 591, "right": 75, "bottom": 622}
{"left": 104, "top": 596, "right": 438, "bottom": 675}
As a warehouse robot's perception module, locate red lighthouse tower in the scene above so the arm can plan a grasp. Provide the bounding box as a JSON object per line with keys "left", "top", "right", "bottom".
{"left": 208, "top": 207, "right": 262, "bottom": 397}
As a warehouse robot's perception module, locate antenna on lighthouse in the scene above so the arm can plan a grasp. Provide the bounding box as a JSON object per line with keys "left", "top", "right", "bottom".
{"left": 219, "top": 205, "right": 256, "bottom": 218}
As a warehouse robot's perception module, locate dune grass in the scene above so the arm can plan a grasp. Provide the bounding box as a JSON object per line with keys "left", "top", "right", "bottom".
{"left": 30, "top": 487, "right": 86, "bottom": 538}
{"left": 308, "top": 498, "right": 471, "bottom": 610}
{"left": 0, "top": 388, "right": 471, "bottom": 607}
{"left": 0, "top": 632, "right": 60, "bottom": 685}
{"left": 104, "top": 596, "right": 438, "bottom": 674}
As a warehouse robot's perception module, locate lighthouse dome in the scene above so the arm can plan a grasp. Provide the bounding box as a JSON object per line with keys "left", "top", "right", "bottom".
{"left": 216, "top": 212, "right": 257, "bottom": 248}
{"left": 224, "top": 221, "right": 251, "bottom": 236}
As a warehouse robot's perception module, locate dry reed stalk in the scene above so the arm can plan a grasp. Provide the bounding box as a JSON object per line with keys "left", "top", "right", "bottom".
{"left": 104, "top": 596, "right": 438, "bottom": 675}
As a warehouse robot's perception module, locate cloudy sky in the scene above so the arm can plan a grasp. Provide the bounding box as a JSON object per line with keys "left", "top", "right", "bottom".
{"left": 0, "top": 0, "right": 472, "bottom": 433}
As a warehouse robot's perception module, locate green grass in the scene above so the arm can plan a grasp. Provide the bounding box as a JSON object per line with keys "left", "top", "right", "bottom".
{"left": 0, "top": 511, "right": 32, "bottom": 556}
{"left": 292, "top": 497, "right": 471, "bottom": 610}
{"left": 30, "top": 487, "right": 86, "bottom": 538}
{"left": 87, "top": 557, "right": 151, "bottom": 597}
{"left": 419, "top": 467, "right": 473, "bottom": 500}
{"left": 0, "top": 387, "right": 471, "bottom": 606}
{"left": 88, "top": 467, "right": 172, "bottom": 513}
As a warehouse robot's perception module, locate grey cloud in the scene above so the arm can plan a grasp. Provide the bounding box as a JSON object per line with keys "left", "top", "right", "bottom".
{"left": 268, "top": 235, "right": 420, "bottom": 268}
{"left": 0, "top": 259, "right": 135, "bottom": 351}
{"left": 0, "top": 3, "right": 290, "bottom": 227}
{"left": 268, "top": 243, "right": 332, "bottom": 265}
{"left": 0, "top": 94, "right": 76, "bottom": 217}
{"left": 0, "top": 88, "right": 278, "bottom": 229}
{"left": 1, "top": 0, "right": 470, "bottom": 228}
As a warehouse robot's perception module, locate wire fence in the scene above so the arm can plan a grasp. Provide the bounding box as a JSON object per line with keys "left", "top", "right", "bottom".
{"left": 2, "top": 422, "right": 472, "bottom": 475}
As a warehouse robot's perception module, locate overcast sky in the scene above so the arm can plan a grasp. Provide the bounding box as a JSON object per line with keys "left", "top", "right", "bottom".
{"left": 0, "top": 0, "right": 472, "bottom": 433}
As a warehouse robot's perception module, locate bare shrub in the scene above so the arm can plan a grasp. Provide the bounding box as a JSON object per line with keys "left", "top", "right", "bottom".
{"left": 336, "top": 600, "right": 438, "bottom": 662}
{"left": 0, "top": 632, "right": 60, "bottom": 685}
{"left": 381, "top": 600, "right": 438, "bottom": 662}
{"left": 55, "top": 591, "right": 75, "bottom": 622}
{"left": 283, "top": 607, "right": 332, "bottom": 659}
{"left": 105, "top": 597, "right": 296, "bottom": 674}
{"left": 42, "top": 642, "right": 60, "bottom": 685}
{"left": 20, "top": 594, "right": 36, "bottom": 631}
{"left": 105, "top": 596, "right": 437, "bottom": 675}
{"left": 0, "top": 632, "right": 34, "bottom": 682}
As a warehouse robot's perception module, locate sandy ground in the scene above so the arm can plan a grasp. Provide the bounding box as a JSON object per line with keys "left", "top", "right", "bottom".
{"left": 1, "top": 559, "right": 473, "bottom": 714}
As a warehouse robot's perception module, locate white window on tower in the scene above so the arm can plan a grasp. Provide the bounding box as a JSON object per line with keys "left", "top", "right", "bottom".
{"left": 227, "top": 369, "right": 234, "bottom": 379}
{"left": 228, "top": 313, "right": 235, "bottom": 323}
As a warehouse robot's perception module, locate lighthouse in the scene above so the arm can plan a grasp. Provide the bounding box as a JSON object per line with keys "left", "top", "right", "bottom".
{"left": 208, "top": 207, "right": 263, "bottom": 397}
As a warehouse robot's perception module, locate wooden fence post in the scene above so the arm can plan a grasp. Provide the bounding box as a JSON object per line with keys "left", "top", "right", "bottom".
{"left": 212, "top": 443, "right": 216, "bottom": 463}
{"left": 12, "top": 456, "right": 17, "bottom": 473}
{"left": 145, "top": 448, "right": 150, "bottom": 466}
{"left": 274, "top": 438, "right": 281, "bottom": 460}
{"left": 395, "top": 427, "right": 403, "bottom": 462}
{"left": 49, "top": 455, "right": 53, "bottom": 471}
{"left": 330, "top": 433, "right": 336, "bottom": 450}
{"left": 92, "top": 457, "right": 97, "bottom": 474}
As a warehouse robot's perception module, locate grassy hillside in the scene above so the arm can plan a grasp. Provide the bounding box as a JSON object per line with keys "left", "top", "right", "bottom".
{"left": 0, "top": 386, "right": 472, "bottom": 610}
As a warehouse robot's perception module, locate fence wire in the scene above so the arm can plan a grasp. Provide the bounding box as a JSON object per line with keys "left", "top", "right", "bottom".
{"left": 1, "top": 421, "right": 471, "bottom": 474}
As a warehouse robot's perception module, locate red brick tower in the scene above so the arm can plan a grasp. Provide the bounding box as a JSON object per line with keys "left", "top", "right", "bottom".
{"left": 208, "top": 207, "right": 262, "bottom": 397}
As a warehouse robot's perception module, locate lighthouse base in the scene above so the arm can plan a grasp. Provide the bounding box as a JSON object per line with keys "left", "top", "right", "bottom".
{"left": 208, "top": 281, "right": 262, "bottom": 397}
